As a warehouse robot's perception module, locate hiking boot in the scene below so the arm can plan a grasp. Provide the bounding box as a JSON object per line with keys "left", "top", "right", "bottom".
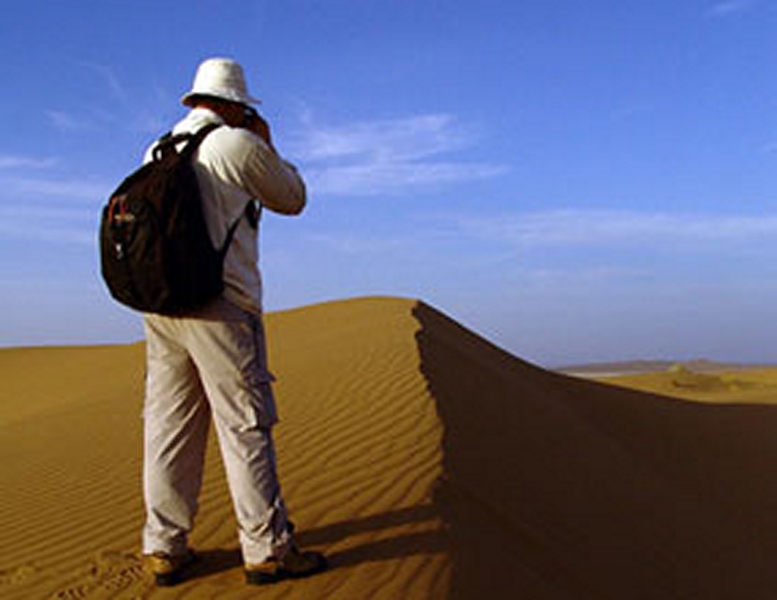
{"left": 244, "top": 546, "right": 327, "bottom": 585}
{"left": 144, "top": 549, "right": 197, "bottom": 586}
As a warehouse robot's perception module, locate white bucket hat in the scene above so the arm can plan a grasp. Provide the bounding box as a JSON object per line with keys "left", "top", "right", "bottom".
{"left": 181, "top": 57, "right": 261, "bottom": 107}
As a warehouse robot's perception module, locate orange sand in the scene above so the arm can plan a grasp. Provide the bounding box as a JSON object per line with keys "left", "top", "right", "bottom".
{"left": 1, "top": 297, "right": 776, "bottom": 599}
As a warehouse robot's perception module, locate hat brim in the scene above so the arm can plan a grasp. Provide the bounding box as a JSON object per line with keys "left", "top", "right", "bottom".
{"left": 181, "top": 90, "right": 261, "bottom": 107}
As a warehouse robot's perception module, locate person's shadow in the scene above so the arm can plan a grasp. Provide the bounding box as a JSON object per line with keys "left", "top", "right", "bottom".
{"left": 186, "top": 503, "right": 446, "bottom": 580}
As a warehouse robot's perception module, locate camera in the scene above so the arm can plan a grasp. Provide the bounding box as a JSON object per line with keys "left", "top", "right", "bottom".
{"left": 243, "top": 106, "right": 259, "bottom": 127}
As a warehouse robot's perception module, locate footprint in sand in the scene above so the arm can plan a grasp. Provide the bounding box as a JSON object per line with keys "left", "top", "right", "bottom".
{"left": 52, "top": 552, "right": 149, "bottom": 599}
{"left": 0, "top": 564, "right": 37, "bottom": 587}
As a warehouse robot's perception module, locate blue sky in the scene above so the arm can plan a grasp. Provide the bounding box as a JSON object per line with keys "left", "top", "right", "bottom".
{"left": 0, "top": 0, "right": 776, "bottom": 365}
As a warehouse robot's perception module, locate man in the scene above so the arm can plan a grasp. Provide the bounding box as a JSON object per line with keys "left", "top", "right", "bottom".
{"left": 141, "top": 57, "right": 326, "bottom": 586}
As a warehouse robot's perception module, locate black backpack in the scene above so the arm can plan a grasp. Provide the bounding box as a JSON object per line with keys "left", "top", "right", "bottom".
{"left": 100, "top": 123, "right": 243, "bottom": 314}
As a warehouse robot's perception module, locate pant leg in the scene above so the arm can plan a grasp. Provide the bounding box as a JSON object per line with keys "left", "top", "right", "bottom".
{"left": 184, "top": 299, "right": 292, "bottom": 564}
{"left": 142, "top": 314, "right": 211, "bottom": 556}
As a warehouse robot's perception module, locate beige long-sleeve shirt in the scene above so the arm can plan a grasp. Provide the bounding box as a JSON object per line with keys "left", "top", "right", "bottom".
{"left": 146, "top": 107, "right": 306, "bottom": 315}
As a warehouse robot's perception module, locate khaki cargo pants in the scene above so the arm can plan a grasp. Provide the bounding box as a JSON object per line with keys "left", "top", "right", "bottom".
{"left": 142, "top": 297, "right": 292, "bottom": 564}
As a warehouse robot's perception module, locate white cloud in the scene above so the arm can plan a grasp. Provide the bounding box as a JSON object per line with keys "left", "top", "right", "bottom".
{"left": 291, "top": 113, "right": 507, "bottom": 196}
{"left": 0, "top": 114, "right": 111, "bottom": 244}
{"left": 761, "top": 141, "right": 777, "bottom": 154}
{"left": 707, "top": 0, "right": 761, "bottom": 17}
{"left": 0, "top": 202, "right": 96, "bottom": 245}
{"left": 80, "top": 61, "right": 128, "bottom": 104}
{"left": 47, "top": 106, "right": 163, "bottom": 135}
{"left": 3, "top": 176, "right": 109, "bottom": 200}
{"left": 0, "top": 204, "right": 95, "bottom": 221}
{"left": 454, "top": 209, "right": 777, "bottom": 248}
{"left": 0, "top": 175, "right": 110, "bottom": 244}
{"left": 294, "top": 114, "right": 468, "bottom": 162}
{"left": 45, "top": 62, "right": 167, "bottom": 135}
{"left": 0, "top": 222, "right": 94, "bottom": 245}
{"left": 0, "top": 154, "right": 57, "bottom": 169}
{"left": 45, "top": 109, "right": 92, "bottom": 132}
{"left": 301, "top": 232, "right": 411, "bottom": 255}
{"left": 306, "top": 160, "right": 506, "bottom": 197}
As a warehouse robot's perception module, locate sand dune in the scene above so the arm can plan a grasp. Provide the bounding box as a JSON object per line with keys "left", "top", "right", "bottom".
{"left": 597, "top": 363, "right": 777, "bottom": 402}
{"left": 2, "top": 297, "right": 777, "bottom": 599}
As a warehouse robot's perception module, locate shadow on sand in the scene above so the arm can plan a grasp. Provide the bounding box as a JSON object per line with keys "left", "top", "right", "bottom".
{"left": 295, "top": 504, "right": 447, "bottom": 568}
{"left": 185, "top": 505, "right": 446, "bottom": 582}
{"left": 413, "top": 301, "right": 777, "bottom": 600}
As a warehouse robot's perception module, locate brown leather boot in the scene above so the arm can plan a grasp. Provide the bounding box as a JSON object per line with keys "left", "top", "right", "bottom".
{"left": 144, "top": 549, "right": 197, "bottom": 586}
{"left": 244, "top": 546, "right": 327, "bottom": 585}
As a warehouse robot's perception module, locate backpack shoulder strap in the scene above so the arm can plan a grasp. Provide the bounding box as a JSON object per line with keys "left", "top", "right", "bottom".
{"left": 183, "top": 123, "right": 221, "bottom": 156}
{"left": 152, "top": 123, "right": 222, "bottom": 162}
{"left": 219, "top": 202, "right": 259, "bottom": 256}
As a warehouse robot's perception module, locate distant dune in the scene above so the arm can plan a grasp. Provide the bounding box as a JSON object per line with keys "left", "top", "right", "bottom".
{"left": 559, "top": 358, "right": 768, "bottom": 377}
{"left": 2, "top": 297, "right": 777, "bottom": 599}
{"left": 592, "top": 362, "right": 777, "bottom": 404}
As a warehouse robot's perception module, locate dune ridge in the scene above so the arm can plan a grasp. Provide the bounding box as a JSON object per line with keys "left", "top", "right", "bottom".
{"left": 2, "top": 296, "right": 777, "bottom": 598}
{"left": 414, "top": 302, "right": 777, "bottom": 598}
